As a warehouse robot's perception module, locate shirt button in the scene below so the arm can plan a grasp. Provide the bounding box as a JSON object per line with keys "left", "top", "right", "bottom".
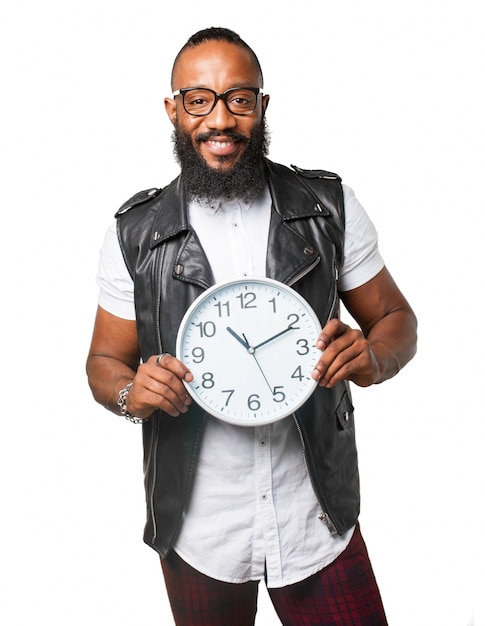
{"left": 261, "top": 493, "right": 268, "bottom": 501}
{"left": 260, "top": 440, "right": 265, "bottom": 446}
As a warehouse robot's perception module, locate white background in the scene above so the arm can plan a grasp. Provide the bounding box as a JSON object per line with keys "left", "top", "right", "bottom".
{"left": 1, "top": 1, "right": 483, "bottom": 624}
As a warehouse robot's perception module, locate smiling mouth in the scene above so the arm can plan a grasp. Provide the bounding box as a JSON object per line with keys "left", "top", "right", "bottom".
{"left": 196, "top": 131, "right": 247, "bottom": 145}
{"left": 206, "top": 138, "right": 236, "bottom": 148}
{"left": 198, "top": 134, "right": 246, "bottom": 160}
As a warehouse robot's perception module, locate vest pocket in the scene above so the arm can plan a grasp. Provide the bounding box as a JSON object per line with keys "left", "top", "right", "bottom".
{"left": 335, "top": 390, "right": 354, "bottom": 430}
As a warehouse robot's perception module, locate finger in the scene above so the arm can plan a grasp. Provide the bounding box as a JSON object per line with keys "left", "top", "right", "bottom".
{"left": 316, "top": 319, "right": 348, "bottom": 350}
{"left": 319, "top": 344, "right": 362, "bottom": 387}
{"left": 148, "top": 379, "right": 192, "bottom": 416}
{"left": 132, "top": 377, "right": 192, "bottom": 417}
{"left": 130, "top": 359, "right": 193, "bottom": 417}
{"left": 153, "top": 353, "right": 193, "bottom": 382}
{"left": 313, "top": 332, "right": 365, "bottom": 386}
{"left": 156, "top": 353, "right": 168, "bottom": 366}
{"left": 313, "top": 327, "right": 356, "bottom": 381}
{"left": 319, "top": 338, "right": 379, "bottom": 388}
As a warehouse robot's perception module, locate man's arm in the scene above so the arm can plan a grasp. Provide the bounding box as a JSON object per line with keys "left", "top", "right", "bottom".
{"left": 312, "top": 266, "right": 417, "bottom": 388}
{"left": 86, "top": 306, "right": 193, "bottom": 419}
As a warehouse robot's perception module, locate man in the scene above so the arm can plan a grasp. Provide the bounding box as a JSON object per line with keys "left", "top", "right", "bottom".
{"left": 86, "top": 27, "right": 417, "bottom": 625}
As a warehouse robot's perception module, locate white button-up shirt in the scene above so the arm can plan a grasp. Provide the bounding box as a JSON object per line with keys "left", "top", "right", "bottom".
{"left": 97, "top": 183, "right": 384, "bottom": 587}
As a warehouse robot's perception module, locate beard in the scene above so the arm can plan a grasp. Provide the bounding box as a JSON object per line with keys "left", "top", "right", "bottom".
{"left": 172, "top": 118, "right": 270, "bottom": 203}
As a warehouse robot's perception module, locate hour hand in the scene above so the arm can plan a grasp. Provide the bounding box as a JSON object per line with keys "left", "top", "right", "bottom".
{"left": 226, "top": 327, "right": 250, "bottom": 350}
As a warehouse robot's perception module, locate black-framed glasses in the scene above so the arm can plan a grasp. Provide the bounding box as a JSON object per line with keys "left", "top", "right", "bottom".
{"left": 173, "top": 87, "right": 262, "bottom": 117}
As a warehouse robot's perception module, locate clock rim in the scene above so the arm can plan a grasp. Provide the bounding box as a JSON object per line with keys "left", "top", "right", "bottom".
{"left": 175, "top": 276, "right": 322, "bottom": 426}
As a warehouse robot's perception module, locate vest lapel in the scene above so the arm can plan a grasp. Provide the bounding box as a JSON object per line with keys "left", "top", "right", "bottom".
{"left": 265, "top": 162, "right": 329, "bottom": 286}
{"left": 150, "top": 177, "right": 213, "bottom": 289}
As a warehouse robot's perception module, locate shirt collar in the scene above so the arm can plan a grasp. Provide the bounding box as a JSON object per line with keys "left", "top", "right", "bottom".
{"left": 190, "top": 186, "right": 270, "bottom": 215}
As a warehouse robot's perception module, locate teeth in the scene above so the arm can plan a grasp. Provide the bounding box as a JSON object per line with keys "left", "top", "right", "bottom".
{"left": 208, "top": 140, "right": 232, "bottom": 147}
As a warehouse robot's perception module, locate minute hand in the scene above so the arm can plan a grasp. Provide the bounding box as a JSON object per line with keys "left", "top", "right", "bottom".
{"left": 253, "top": 325, "right": 295, "bottom": 351}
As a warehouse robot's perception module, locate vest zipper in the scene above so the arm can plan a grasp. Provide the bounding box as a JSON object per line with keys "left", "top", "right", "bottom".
{"left": 290, "top": 250, "right": 340, "bottom": 536}
{"left": 148, "top": 244, "right": 167, "bottom": 544}
{"left": 327, "top": 258, "right": 340, "bottom": 320}
{"left": 154, "top": 244, "right": 166, "bottom": 355}
{"left": 292, "top": 414, "right": 338, "bottom": 536}
{"left": 148, "top": 419, "right": 160, "bottom": 544}
{"left": 287, "top": 244, "right": 339, "bottom": 315}
{"left": 287, "top": 258, "right": 320, "bottom": 289}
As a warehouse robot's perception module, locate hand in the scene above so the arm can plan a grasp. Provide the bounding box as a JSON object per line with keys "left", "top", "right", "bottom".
{"left": 311, "top": 319, "right": 380, "bottom": 388}
{"left": 126, "top": 353, "right": 194, "bottom": 418}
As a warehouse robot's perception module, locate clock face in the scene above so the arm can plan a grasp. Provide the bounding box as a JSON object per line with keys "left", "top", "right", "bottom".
{"left": 176, "top": 277, "right": 322, "bottom": 426}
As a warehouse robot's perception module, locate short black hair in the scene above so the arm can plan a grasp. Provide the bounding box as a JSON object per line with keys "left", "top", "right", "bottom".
{"left": 171, "top": 27, "right": 263, "bottom": 89}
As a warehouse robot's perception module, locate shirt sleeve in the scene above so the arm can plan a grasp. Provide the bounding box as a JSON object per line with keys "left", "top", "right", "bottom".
{"left": 337, "top": 185, "right": 385, "bottom": 292}
{"left": 96, "top": 222, "right": 136, "bottom": 320}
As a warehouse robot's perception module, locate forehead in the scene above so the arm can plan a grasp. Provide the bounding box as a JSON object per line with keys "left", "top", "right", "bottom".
{"left": 172, "top": 41, "right": 262, "bottom": 91}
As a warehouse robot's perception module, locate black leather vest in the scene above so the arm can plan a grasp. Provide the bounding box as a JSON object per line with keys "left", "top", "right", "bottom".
{"left": 116, "top": 159, "right": 359, "bottom": 557}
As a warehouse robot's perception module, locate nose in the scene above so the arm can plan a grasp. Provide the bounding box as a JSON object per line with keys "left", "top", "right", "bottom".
{"left": 206, "top": 97, "right": 237, "bottom": 130}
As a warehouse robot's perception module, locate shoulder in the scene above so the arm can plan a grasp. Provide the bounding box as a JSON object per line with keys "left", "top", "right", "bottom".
{"left": 114, "top": 177, "right": 181, "bottom": 235}
{"left": 114, "top": 177, "right": 181, "bottom": 242}
{"left": 265, "top": 160, "right": 344, "bottom": 215}
{"left": 284, "top": 162, "right": 344, "bottom": 224}
{"left": 265, "top": 159, "right": 342, "bottom": 184}
{"left": 115, "top": 187, "right": 163, "bottom": 217}
{"left": 289, "top": 163, "right": 342, "bottom": 183}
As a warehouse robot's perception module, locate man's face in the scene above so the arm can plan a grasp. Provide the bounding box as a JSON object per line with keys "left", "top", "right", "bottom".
{"left": 165, "top": 40, "right": 270, "bottom": 173}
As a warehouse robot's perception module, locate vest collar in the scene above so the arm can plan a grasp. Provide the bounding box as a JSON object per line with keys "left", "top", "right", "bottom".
{"left": 150, "top": 176, "right": 189, "bottom": 249}
{"left": 149, "top": 159, "right": 331, "bottom": 250}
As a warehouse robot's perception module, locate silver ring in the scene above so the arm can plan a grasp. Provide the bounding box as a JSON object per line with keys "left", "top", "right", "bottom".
{"left": 156, "top": 353, "right": 169, "bottom": 367}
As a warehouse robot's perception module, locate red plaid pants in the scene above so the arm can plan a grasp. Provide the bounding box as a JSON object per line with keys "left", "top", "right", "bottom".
{"left": 161, "top": 523, "right": 388, "bottom": 625}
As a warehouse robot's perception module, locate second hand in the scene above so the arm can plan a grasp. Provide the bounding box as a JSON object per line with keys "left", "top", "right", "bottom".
{"left": 243, "top": 333, "right": 274, "bottom": 394}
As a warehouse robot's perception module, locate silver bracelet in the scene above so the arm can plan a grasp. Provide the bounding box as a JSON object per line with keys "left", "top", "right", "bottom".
{"left": 117, "top": 382, "right": 145, "bottom": 424}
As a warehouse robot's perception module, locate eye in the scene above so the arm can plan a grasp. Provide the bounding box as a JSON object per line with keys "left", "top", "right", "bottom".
{"left": 230, "top": 95, "right": 251, "bottom": 105}
{"left": 185, "top": 92, "right": 211, "bottom": 107}
{"left": 227, "top": 89, "right": 257, "bottom": 112}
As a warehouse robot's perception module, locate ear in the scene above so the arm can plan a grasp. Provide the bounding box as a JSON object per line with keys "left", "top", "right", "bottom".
{"left": 164, "top": 97, "right": 177, "bottom": 125}
{"left": 261, "top": 94, "right": 270, "bottom": 116}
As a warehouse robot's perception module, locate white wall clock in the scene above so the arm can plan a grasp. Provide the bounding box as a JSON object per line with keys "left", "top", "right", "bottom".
{"left": 176, "top": 277, "right": 323, "bottom": 426}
